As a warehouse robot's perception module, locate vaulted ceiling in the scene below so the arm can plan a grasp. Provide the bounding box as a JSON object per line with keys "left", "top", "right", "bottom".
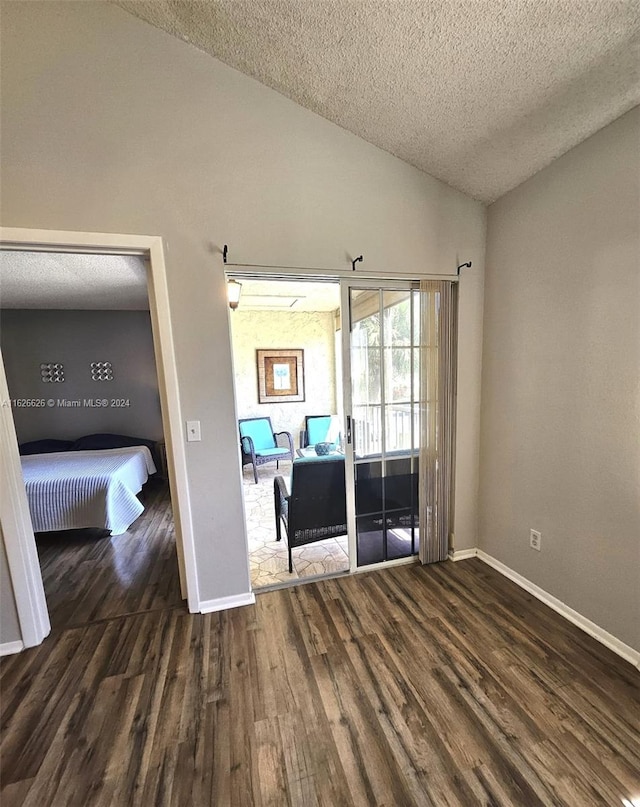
{"left": 116, "top": 0, "right": 640, "bottom": 203}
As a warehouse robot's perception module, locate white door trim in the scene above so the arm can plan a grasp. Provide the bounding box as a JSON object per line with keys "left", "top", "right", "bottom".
{"left": 0, "top": 347, "right": 50, "bottom": 647}
{"left": 0, "top": 227, "right": 200, "bottom": 651}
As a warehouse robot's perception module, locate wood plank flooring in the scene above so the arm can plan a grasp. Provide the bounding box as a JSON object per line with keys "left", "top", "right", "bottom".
{"left": 35, "top": 479, "right": 182, "bottom": 630}
{"left": 1, "top": 558, "right": 639, "bottom": 806}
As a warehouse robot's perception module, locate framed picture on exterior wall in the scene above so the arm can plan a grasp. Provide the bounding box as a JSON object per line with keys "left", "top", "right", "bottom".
{"left": 257, "top": 349, "right": 305, "bottom": 404}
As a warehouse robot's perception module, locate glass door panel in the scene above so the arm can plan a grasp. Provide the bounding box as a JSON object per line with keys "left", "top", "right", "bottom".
{"left": 343, "top": 283, "right": 420, "bottom": 568}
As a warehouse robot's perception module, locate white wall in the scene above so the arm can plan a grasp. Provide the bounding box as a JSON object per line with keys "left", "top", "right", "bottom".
{"left": 231, "top": 310, "right": 337, "bottom": 446}
{"left": 480, "top": 107, "right": 640, "bottom": 652}
{"left": 0, "top": 1, "right": 485, "bottom": 607}
{"left": 1, "top": 310, "right": 163, "bottom": 443}
{"left": 0, "top": 524, "right": 21, "bottom": 647}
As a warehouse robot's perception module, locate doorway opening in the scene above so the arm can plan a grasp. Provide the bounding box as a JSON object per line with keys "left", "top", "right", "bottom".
{"left": 229, "top": 276, "right": 347, "bottom": 589}
{"left": 0, "top": 227, "right": 199, "bottom": 652}
{"left": 0, "top": 250, "right": 182, "bottom": 630}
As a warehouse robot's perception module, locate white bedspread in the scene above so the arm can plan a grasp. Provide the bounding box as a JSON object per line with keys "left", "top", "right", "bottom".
{"left": 21, "top": 447, "right": 157, "bottom": 535}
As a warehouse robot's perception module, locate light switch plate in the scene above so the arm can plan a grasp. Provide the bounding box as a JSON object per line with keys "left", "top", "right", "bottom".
{"left": 186, "top": 420, "right": 201, "bottom": 442}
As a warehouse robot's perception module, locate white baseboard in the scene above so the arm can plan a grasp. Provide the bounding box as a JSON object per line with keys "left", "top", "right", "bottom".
{"left": 0, "top": 640, "right": 24, "bottom": 657}
{"left": 199, "top": 591, "right": 256, "bottom": 614}
{"left": 476, "top": 550, "right": 640, "bottom": 670}
{"left": 448, "top": 548, "right": 478, "bottom": 561}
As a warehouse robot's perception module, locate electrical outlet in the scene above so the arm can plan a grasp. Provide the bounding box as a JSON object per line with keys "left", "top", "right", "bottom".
{"left": 530, "top": 529, "right": 541, "bottom": 551}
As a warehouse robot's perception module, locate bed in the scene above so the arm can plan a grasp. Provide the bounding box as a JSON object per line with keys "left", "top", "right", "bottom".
{"left": 20, "top": 444, "right": 157, "bottom": 535}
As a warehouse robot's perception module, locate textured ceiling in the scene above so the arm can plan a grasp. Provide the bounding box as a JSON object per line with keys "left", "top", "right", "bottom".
{"left": 115, "top": 0, "right": 640, "bottom": 202}
{"left": 0, "top": 251, "right": 149, "bottom": 310}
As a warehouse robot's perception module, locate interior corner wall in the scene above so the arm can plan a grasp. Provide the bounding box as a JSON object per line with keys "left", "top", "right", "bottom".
{"left": 0, "top": 0, "right": 485, "bottom": 604}
{"left": 231, "top": 310, "right": 337, "bottom": 447}
{"left": 1, "top": 310, "right": 163, "bottom": 443}
{"left": 480, "top": 107, "right": 640, "bottom": 653}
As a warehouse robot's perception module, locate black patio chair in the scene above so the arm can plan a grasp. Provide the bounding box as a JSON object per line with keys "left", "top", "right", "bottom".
{"left": 274, "top": 455, "right": 347, "bottom": 572}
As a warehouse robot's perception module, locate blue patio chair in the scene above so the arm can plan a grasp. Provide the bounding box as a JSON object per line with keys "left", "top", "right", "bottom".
{"left": 239, "top": 416, "right": 294, "bottom": 484}
{"left": 299, "top": 414, "right": 341, "bottom": 449}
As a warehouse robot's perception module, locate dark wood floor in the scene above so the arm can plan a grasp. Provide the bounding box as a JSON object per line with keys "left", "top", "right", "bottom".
{"left": 35, "top": 479, "right": 182, "bottom": 630}
{"left": 1, "top": 558, "right": 639, "bottom": 806}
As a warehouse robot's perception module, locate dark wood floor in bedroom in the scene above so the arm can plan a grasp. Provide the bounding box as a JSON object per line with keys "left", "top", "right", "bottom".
{"left": 1, "top": 557, "right": 639, "bottom": 807}
{"left": 35, "top": 479, "right": 182, "bottom": 630}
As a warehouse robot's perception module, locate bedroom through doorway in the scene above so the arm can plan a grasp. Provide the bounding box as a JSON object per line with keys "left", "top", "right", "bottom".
{"left": 0, "top": 249, "right": 183, "bottom": 631}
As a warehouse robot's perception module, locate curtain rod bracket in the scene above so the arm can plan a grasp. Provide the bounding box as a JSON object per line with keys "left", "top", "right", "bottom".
{"left": 223, "top": 244, "right": 228, "bottom": 264}
{"left": 457, "top": 261, "right": 472, "bottom": 275}
{"left": 352, "top": 255, "right": 363, "bottom": 271}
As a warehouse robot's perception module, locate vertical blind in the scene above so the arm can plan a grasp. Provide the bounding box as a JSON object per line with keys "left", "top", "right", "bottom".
{"left": 418, "top": 280, "right": 458, "bottom": 564}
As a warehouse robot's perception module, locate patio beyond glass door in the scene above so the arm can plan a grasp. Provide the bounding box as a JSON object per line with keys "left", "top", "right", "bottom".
{"left": 341, "top": 283, "right": 421, "bottom": 569}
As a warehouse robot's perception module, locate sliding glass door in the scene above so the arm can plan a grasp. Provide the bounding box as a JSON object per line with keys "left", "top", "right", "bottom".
{"left": 230, "top": 269, "right": 457, "bottom": 587}
{"left": 341, "top": 281, "right": 421, "bottom": 569}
